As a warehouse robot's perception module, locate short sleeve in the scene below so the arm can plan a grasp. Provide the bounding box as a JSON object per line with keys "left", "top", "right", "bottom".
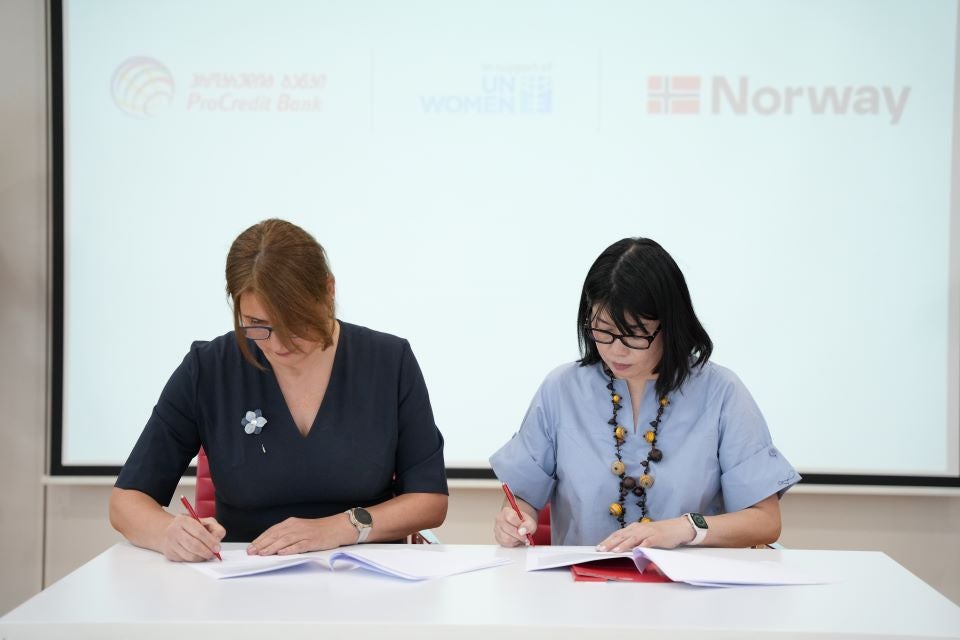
{"left": 115, "top": 348, "right": 202, "bottom": 507}
{"left": 717, "top": 373, "right": 801, "bottom": 512}
{"left": 392, "top": 342, "right": 448, "bottom": 495}
{"left": 489, "top": 380, "right": 558, "bottom": 510}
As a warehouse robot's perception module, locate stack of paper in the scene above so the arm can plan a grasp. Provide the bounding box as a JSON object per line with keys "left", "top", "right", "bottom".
{"left": 187, "top": 547, "right": 511, "bottom": 581}
{"left": 527, "top": 546, "right": 831, "bottom": 587}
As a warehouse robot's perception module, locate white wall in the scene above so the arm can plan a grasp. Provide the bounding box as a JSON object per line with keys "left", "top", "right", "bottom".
{"left": 2, "top": 0, "right": 959, "bottom": 617}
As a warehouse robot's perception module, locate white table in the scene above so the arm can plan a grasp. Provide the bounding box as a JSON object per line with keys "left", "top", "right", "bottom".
{"left": 2, "top": 543, "right": 959, "bottom": 639}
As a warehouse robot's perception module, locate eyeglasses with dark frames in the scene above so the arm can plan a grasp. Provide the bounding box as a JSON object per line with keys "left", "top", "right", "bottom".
{"left": 586, "top": 324, "right": 661, "bottom": 350}
{"left": 240, "top": 325, "right": 273, "bottom": 341}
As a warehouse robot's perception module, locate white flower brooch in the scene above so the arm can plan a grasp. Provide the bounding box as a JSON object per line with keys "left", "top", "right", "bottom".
{"left": 241, "top": 409, "right": 268, "bottom": 435}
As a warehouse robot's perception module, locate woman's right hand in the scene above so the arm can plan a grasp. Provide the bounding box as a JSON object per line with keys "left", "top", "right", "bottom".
{"left": 161, "top": 515, "right": 226, "bottom": 562}
{"left": 494, "top": 504, "right": 538, "bottom": 547}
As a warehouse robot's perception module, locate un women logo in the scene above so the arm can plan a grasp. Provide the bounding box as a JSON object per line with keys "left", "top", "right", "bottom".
{"left": 111, "top": 57, "right": 175, "bottom": 117}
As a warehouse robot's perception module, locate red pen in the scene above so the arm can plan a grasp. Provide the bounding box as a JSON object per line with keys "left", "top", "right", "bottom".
{"left": 501, "top": 483, "right": 535, "bottom": 546}
{"left": 180, "top": 495, "right": 222, "bottom": 561}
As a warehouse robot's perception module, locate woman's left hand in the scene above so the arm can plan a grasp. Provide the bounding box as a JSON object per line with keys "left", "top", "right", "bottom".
{"left": 596, "top": 517, "right": 694, "bottom": 552}
{"left": 247, "top": 515, "right": 354, "bottom": 556}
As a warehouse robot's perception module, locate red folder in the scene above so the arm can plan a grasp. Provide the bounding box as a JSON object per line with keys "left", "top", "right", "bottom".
{"left": 570, "top": 558, "right": 673, "bottom": 583}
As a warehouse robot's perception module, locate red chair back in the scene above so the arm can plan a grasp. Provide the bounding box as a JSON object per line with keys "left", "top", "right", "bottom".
{"left": 532, "top": 503, "right": 551, "bottom": 545}
{"left": 195, "top": 447, "right": 216, "bottom": 518}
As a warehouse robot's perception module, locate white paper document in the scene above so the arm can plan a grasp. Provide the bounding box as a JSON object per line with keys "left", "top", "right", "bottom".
{"left": 187, "top": 547, "right": 511, "bottom": 581}
{"left": 187, "top": 551, "right": 315, "bottom": 579}
{"left": 526, "top": 546, "right": 831, "bottom": 587}
{"left": 526, "top": 546, "right": 632, "bottom": 571}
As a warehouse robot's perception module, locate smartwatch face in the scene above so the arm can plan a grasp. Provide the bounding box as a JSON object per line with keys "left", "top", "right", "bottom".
{"left": 690, "top": 513, "right": 708, "bottom": 529}
{"left": 353, "top": 507, "right": 373, "bottom": 526}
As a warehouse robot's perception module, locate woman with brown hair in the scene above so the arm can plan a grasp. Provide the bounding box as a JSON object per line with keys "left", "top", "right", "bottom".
{"left": 110, "top": 219, "right": 448, "bottom": 561}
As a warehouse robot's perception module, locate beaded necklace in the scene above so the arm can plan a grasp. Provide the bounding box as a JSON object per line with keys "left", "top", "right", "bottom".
{"left": 606, "top": 368, "right": 669, "bottom": 527}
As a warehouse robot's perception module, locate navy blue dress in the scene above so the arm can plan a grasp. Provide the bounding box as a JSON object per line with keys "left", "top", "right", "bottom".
{"left": 116, "top": 321, "right": 448, "bottom": 542}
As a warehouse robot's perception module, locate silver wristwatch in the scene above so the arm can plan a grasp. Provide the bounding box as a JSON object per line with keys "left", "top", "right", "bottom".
{"left": 345, "top": 507, "right": 373, "bottom": 543}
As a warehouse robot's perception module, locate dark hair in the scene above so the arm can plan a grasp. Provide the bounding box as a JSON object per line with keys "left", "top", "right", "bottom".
{"left": 225, "top": 219, "right": 335, "bottom": 368}
{"left": 577, "top": 238, "right": 712, "bottom": 398}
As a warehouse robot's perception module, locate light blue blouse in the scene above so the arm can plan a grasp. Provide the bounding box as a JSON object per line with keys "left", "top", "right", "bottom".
{"left": 489, "top": 360, "right": 800, "bottom": 546}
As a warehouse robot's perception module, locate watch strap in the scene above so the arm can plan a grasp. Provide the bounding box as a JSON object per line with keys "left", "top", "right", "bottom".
{"left": 684, "top": 512, "right": 708, "bottom": 546}
{"left": 356, "top": 524, "right": 371, "bottom": 544}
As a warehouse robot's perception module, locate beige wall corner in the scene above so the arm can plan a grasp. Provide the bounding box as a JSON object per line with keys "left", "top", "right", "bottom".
{"left": 0, "top": 0, "right": 47, "bottom": 616}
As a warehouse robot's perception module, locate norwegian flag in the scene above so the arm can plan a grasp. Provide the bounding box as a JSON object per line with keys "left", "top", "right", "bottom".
{"left": 647, "top": 76, "right": 701, "bottom": 114}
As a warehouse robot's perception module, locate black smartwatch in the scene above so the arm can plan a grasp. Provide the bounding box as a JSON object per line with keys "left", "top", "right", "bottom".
{"left": 345, "top": 507, "right": 373, "bottom": 543}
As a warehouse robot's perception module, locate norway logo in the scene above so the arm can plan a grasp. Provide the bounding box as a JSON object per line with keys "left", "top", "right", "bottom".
{"left": 647, "top": 76, "right": 701, "bottom": 115}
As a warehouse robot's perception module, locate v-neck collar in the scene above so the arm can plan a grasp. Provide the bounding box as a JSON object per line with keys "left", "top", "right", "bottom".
{"left": 596, "top": 363, "right": 653, "bottom": 434}
{"left": 256, "top": 321, "right": 347, "bottom": 439}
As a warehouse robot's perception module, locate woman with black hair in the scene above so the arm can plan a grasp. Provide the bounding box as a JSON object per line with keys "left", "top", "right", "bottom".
{"left": 491, "top": 238, "right": 799, "bottom": 551}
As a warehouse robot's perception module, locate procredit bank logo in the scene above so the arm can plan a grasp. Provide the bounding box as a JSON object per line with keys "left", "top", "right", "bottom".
{"left": 110, "top": 56, "right": 327, "bottom": 116}
{"left": 111, "top": 57, "right": 175, "bottom": 118}
{"left": 647, "top": 75, "right": 911, "bottom": 125}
